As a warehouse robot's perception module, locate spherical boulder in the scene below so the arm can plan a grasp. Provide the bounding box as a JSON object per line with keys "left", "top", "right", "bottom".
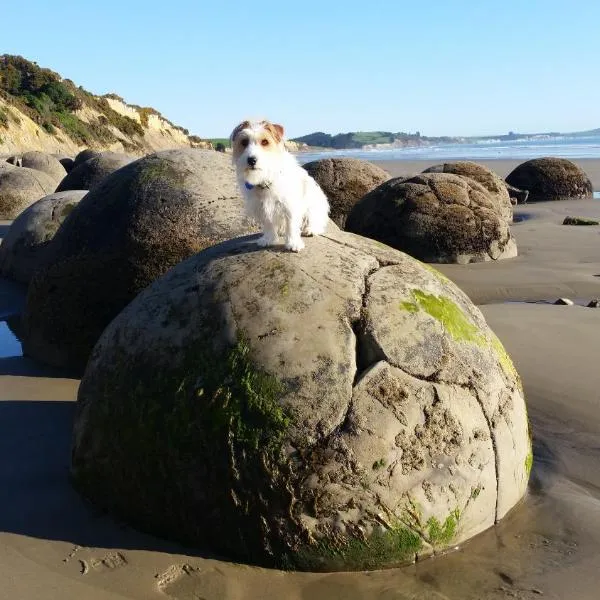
{"left": 71, "top": 228, "right": 531, "bottom": 572}
{"left": 303, "top": 158, "right": 390, "bottom": 228}
{"left": 505, "top": 157, "right": 593, "bottom": 202}
{"left": 423, "top": 161, "right": 513, "bottom": 222}
{"left": 0, "top": 190, "right": 87, "bottom": 284}
{"left": 22, "top": 149, "right": 257, "bottom": 372}
{"left": 0, "top": 163, "right": 58, "bottom": 219}
{"left": 56, "top": 152, "right": 134, "bottom": 192}
{"left": 52, "top": 153, "right": 75, "bottom": 173}
{"left": 21, "top": 151, "right": 67, "bottom": 182}
{"left": 345, "top": 173, "right": 517, "bottom": 264}
{"left": 73, "top": 148, "right": 100, "bottom": 167}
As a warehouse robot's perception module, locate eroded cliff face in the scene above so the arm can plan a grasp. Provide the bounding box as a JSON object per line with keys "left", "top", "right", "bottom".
{"left": 0, "top": 95, "right": 211, "bottom": 157}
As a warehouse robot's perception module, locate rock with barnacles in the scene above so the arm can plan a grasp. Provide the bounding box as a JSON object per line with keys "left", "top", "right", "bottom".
{"left": 55, "top": 151, "right": 134, "bottom": 192}
{"left": 0, "top": 190, "right": 87, "bottom": 284}
{"left": 303, "top": 157, "right": 390, "bottom": 228}
{"left": 346, "top": 172, "right": 517, "bottom": 264}
{"left": 505, "top": 157, "right": 593, "bottom": 202}
{"left": 423, "top": 161, "right": 514, "bottom": 222}
{"left": 22, "top": 149, "right": 257, "bottom": 372}
{"left": 0, "top": 163, "right": 58, "bottom": 219}
{"left": 71, "top": 228, "right": 531, "bottom": 572}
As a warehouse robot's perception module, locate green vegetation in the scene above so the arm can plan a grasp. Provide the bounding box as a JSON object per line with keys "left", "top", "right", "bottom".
{"left": 0, "top": 106, "right": 8, "bottom": 128}
{"left": 207, "top": 137, "right": 231, "bottom": 148}
{"left": 426, "top": 508, "right": 460, "bottom": 546}
{"left": 292, "top": 129, "right": 446, "bottom": 149}
{"left": 0, "top": 54, "right": 193, "bottom": 150}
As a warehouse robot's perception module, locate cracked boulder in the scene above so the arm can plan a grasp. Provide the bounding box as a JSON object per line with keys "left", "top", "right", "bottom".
{"left": 55, "top": 151, "right": 134, "bottom": 192}
{"left": 71, "top": 228, "right": 531, "bottom": 572}
{"left": 422, "top": 161, "right": 513, "bottom": 222}
{"left": 22, "top": 149, "right": 257, "bottom": 372}
{"left": 505, "top": 157, "right": 593, "bottom": 202}
{"left": 345, "top": 173, "right": 518, "bottom": 264}
{"left": 0, "top": 190, "right": 87, "bottom": 284}
{"left": 0, "top": 163, "right": 58, "bottom": 219}
{"left": 302, "top": 157, "right": 390, "bottom": 228}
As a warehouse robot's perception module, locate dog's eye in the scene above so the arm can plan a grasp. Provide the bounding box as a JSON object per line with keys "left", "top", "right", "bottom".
{"left": 240, "top": 138, "right": 249, "bottom": 148}
{"left": 261, "top": 139, "right": 269, "bottom": 146}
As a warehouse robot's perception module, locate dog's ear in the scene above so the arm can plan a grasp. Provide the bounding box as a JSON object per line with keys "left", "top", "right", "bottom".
{"left": 263, "top": 122, "right": 285, "bottom": 143}
{"left": 230, "top": 120, "right": 250, "bottom": 142}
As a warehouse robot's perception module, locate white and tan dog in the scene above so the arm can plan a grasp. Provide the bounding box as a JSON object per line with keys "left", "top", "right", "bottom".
{"left": 230, "top": 119, "right": 330, "bottom": 252}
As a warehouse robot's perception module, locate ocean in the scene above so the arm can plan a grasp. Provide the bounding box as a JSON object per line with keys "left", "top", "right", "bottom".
{"left": 295, "top": 134, "right": 600, "bottom": 164}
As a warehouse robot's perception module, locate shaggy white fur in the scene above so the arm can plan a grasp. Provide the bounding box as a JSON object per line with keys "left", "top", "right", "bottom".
{"left": 230, "top": 119, "right": 330, "bottom": 252}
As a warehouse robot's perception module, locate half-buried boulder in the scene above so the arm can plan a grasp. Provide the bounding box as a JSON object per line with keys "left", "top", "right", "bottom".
{"left": 0, "top": 190, "right": 87, "bottom": 284}
{"left": 303, "top": 158, "right": 390, "bottom": 228}
{"left": 346, "top": 173, "right": 517, "bottom": 264}
{"left": 21, "top": 151, "right": 67, "bottom": 182}
{"left": 0, "top": 163, "right": 58, "bottom": 219}
{"left": 423, "top": 161, "right": 513, "bottom": 222}
{"left": 505, "top": 157, "right": 593, "bottom": 202}
{"left": 73, "top": 148, "right": 100, "bottom": 167}
{"left": 71, "top": 228, "right": 531, "bottom": 572}
{"left": 22, "top": 149, "right": 257, "bottom": 372}
{"left": 55, "top": 152, "right": 134, "bottom": 192}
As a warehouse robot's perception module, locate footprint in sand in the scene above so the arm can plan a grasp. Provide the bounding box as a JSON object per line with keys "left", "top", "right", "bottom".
{"left": 156, "top": 564, "right": 233, "bottom": 600}
{"left": 79, "top": 551, "right": 128, "bottom": 575}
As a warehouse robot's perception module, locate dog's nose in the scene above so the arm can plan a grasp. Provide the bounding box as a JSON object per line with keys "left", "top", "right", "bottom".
{"left": 247, "top": 156, "right": 257, "bottom": 167}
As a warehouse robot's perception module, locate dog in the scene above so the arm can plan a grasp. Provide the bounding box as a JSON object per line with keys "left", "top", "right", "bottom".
{"left": 230, "top": 119, "right": 330, "bottom": 252}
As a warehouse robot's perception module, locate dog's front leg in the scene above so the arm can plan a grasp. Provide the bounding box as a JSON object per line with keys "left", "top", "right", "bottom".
{"left": 283, "top": 211, "right": 305, "bottom": 252}
{"left": 257, "top": 221, "right": 279, "bottom": 248}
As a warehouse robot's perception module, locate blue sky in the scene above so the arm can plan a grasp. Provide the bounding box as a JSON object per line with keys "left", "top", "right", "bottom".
{"left": 2, "top": 1, "right": 599, "bottom": 139}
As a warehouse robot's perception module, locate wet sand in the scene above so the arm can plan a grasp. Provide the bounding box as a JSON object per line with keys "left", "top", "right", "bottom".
{"left": 1, "top": 186, "right": 600, "bottom": 598}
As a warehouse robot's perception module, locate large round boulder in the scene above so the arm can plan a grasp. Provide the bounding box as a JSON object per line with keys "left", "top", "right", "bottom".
{"left": 0, "top": 190, "right": 87, "bottom": 284}
{"left": 71, "top": 228, "right": 531, "bottom": 572}
{"left": 302, "top": 158, "right": 390, "bottom": 228}
{"left": 0, "top": 164, "right": 58, "bottom": 219}
{"left": 52, "top": 153, "right": 75, "bottom": 173}
{"left": 345, "top": 173, "right": 517, "bottom": 264}
{"left": 22, "top": 149, "right": 257, "bottom": 372}
{"left": 55, "top": 152, "right": 134, "bottom": 192}
{"left": 21, "top": 151, "right": 67, "bottom": 182}
{"left": 423, "top": 161, "right": 513, "bottom": 222}
{"left": 505, "top": 157, "right": 593, "bottom": 202}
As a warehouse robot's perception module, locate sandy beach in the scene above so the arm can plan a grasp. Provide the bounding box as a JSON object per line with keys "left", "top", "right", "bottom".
{"left": 1, "top": 162, "right": 600, "bottom": 599}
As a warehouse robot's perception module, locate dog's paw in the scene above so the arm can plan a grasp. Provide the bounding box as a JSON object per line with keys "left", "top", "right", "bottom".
{"left": 257, "top": 235, "right": 276, "bottom": 248}
{"left": 285, "top": 238, "right": 305, "bottom": 252}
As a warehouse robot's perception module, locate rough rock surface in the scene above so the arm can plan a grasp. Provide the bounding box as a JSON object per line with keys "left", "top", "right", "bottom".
{"left": 505, "top": 183, "right": 529, "bottom": 205}
{"left": 71, "top": 228, "right": 531, "bottom": 572}
{"left": 0, "top": 190, "right": 87, "bottom": 284}
{"left": 505, "top": 157, "right": 593, "bottom": 202}
{"left": 55, "top": 152, "right": 134, "bottom": 192}
{"left": 0, "top": 163, "right": 58, "bottom": 219}
{"left": 346, "top": 173, "right": 517, "bottom": 264}
{"left": 21, "top": 151, "right": 67, "bottom": 182}
{"left": 423, "top": 161, "right": 513, "bottom": 222}
{"left": 303, "top": 158, "right": 390, "bottom": 228}
{"left": 22, "top": 149, "right": 257, "bottom": 371}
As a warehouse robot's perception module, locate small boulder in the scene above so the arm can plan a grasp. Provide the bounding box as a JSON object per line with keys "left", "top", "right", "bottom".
{"left": 346, "top": 173, "right": 517, "bottom": 264}
{"left": 23, "top": 149, "right": 258, "bottom": 371}
{"left": 303, "top": 158, "right": 390, "bottom": 228}
{"left": 71, "top": 228, "right": 530, "bottom": 571}
{"left": 52, "top": 153, "right": 75, "bottom": 173}
{"left": 423, "top": 161, "right": 513, "bottom": 222}
{"left": 21, "top": 151, "right": 67, "bottom": 182}
{"left": 554, "top": 298, "right": 574, "bottom": 306}
{"left": 55, "top": 152, "right": 134, "bottom": 192}
{"left": 0, "top": 164, "right": 58, "bottom": 219}
{"left": 73, "top": 149, "right": 101, "bottom": 167}
{"left": 587, "top": 299, "right": 600, "bottom": 308}
{"left": 562, "top": 216, "right": 599, "bottom": 226}
{"left": 0, "top": 190, "right": 87, "bottom": 284}
{"left": 505, "top": 158, "right": 593, "bottom": 202}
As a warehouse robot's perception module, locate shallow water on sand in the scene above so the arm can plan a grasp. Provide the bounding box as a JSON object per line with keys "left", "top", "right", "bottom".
{"left": 0, "top": 320, "right": 22, "bottom": 358}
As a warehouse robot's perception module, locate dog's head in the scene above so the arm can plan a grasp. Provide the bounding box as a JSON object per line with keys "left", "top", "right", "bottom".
{"left": 230, "top": 120, "right": 286, "bottom": 186}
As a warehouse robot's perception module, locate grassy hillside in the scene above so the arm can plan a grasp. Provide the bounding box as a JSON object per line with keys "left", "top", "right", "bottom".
{"left": 292, "top": 130, "right": 427, "bottom": 149}
{"left": 0, "top": 55, "right": 200, "bottom": 152}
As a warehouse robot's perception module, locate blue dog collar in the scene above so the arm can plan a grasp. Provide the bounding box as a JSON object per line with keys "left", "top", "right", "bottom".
{"left": 245, "top": 182, "right": 255, "bottom": 190}
{"left": 245, "top": 181, "right": 271, "bottom": 190}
